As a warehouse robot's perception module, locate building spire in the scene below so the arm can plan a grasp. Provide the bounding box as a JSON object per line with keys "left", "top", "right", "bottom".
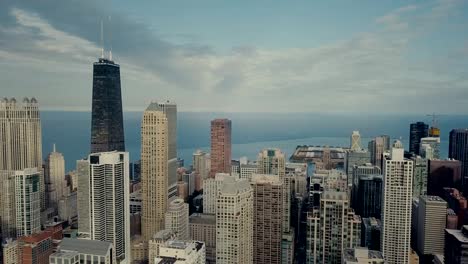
{"left": 100, "top": 19, "right": 104, "bottom": 58}
{"left": 53, "top": 143, "right": 56, "bottom": 153}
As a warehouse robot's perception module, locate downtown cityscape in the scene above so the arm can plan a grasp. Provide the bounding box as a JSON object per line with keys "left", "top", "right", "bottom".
{"left": 2, "top": 1, "right": 468, "bottom": 264}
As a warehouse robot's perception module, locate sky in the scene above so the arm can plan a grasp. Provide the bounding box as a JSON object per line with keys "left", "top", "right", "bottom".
{"left": 0, "top": 0, "right": 468, "bottom": 113}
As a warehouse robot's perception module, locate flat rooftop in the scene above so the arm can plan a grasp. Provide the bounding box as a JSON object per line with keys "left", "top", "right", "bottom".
{"left": 60, "top": 238, "right": 112, "bottom": 256}
{"left": 189, "top": 213, "right": 216, "bottom": 225}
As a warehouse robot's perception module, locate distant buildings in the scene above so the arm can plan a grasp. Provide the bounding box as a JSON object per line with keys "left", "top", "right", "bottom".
{"left": 216, "top": 176, "right": 253, "bottom": 264}
{"left": 409, "top": 122, "right": 429, "bottom": 155}
{"left": 368, "top": 135, "right": 390, "bottom": 169}
{"left": 381, "top": 140, "right": 413, "bottom": 263}
{"left": 210, "top": 119, "right": 232, "bottom": 178}
{"left": 193, "top": 150, "right": 209, "bottom": 190}
{"left": 290, "top": 146, "right": 345, "bottom": 169}
{"left": 77, "top": 152, "right": 130, "bottom": 263}
{"left": 141, "top": 103, "right": 169, "bottom": 241}
{"left": 44, "top": 144, "right": 66, "bottom": 210}
{"left": 90, "top": 57, "right": 125, "bottom": 153}
{"left": 350, "top": 131, "right": 362, "bottom": 151}
{"left": 420, "top": 137, "right": 441, "bottom": 159}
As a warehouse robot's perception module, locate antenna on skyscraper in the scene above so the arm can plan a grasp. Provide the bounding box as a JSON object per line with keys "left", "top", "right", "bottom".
{"left": 100, "top": 19, "right": 104, "bottom": 58}
{"left": 108, "top": 15, "right": 112, "bottom": 61}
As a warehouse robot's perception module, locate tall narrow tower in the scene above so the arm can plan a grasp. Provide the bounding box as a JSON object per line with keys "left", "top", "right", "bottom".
{"left": 350, "top": 131, "right": 362, "bottom": 151}
{"left": 381, "top": 140, "right": 413, "bottom": 263}
{"left": 210, "top": 119, "right": 232, "bottom": 178}
{"left": 45, "top": 144, "right": 66, "bottom": 210}
{"left": 90, "top": 56, "right": 125, "bottom": 153}
{"left": 141, "top": 103, "right": 168, "bottom": 240}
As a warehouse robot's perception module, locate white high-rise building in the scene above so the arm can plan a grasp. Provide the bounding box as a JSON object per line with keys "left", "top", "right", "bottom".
{"left": 165, "top": 198, "right": 189, "bottom": 240}
{"left": 350, "top": 131, "right": 362, "bottom": 151}
{"left": 216, "top": 176, "right": 253, "bottom": 264}
{"left": 78, "top": 152, "right": 131, "bottom": 263}
{"left": 193, "top": 150, "right": 209, "bottom": 190}
{"left": 381, "top": 140, "right": 413, "bottom": 263}
{"left": 416, "top": 195, "right": 446, "bottom": 257}
{"left": 203, "top": 173, "right": 230, "bottom": 214}
{"left": 141, "top": 103, "right": 168, "bottom": 241}
{"left": 240, "top": 163, "right": 258, "bottom": 181}
{"left": 0, "top": 168, "right": 41, "bottom": 238}
{"left": 45, "top": 144, "right": 66, "bottom": 210}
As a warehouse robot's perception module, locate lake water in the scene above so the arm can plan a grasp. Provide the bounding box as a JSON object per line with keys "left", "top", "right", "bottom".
{"left": 41, "top": 111, "right": 468, "bottom": 171}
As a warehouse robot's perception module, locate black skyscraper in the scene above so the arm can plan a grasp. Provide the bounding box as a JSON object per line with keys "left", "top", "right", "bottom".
{"left": 355, "top": 174, "right": 383, "bottom": 218}
{"left": 409, "top": 122, "right": 428, "bottom": 155}
{"left": 90, "top": 57, "right": 125, "bottom": 153}
{"left": 449, "top": 129, "right": 468, "bottom": 190}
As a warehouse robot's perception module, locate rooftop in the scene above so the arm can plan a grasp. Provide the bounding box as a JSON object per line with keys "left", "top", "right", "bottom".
{"left": 446, "top": 227, "right": 468, "bottom": 243}
{"left": 59, "top": 238, "right": 112, "bottom": 256}
{"left": 189, "top": 213, "right": 216, "bottom": 225}
{"left": 343, "top": 247, "right": 384, "bottom": 262}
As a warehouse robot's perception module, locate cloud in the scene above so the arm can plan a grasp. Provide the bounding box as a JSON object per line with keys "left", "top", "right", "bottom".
{"left": 0, "top": 0, "right": 467, "bottom": 113}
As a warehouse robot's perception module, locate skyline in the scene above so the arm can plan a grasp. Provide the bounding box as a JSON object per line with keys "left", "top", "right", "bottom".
{"left": 1, "top": 0, "right": 468, "bottom": 113}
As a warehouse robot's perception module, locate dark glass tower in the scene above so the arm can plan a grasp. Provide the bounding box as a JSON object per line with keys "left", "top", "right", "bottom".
{"left": 409, "top": 122, "right": 428, "bottom": 155}
{"left": 449, "top": 129, "right": 468, "bottom": 190}
{"left": 355, "top": 174, "right": 383, "bottom": 218}
{"left": 90, "top": 58, "right": 125, "bottom": 153}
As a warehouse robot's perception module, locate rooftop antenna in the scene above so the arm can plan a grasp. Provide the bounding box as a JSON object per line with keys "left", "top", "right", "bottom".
{"left": 100, "top": 19, "right": 104, "bottom": 58}
{"left": 53, "top": 143, "right": 56, "bottom": 153}
{"left": 108, "top": 15, "right": 113, "bottom": 61}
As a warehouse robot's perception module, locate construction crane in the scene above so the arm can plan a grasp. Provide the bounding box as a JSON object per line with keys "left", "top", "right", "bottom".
{"left": 426, "top": 113, "right": 440, "bottom": 137}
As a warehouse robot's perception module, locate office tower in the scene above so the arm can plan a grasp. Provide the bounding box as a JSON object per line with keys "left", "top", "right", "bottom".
{"left": 190, "top": 213, "right": 216, "bottom": 264}
{"left": 78, "top": 152, "right": 130, "bottom": 263}
{"left": 152, "top": 101, "right": 178, "bottom": 200}
{"left": 193, "top": 150, "right": 209, "bottom": 190}
{"left": 154, "top": 240, "right": 206, "bottom": 264}
{"left": 409, "top": 122, "right": 429, "bottom": 155}
{"left": 183, "top": 171, "right": 196, "bottom": 196}
{"left": 368, "top": 136, "right": 388, "bottom": 169}
{"left": 76, "top": 159, "right": 91, "bottom": 234}
{"left": 251, "top": 174, "right": 283, "bottom": 264}
{"left": 165, "top": 198, "right": 189, "bottom": 240}
{"left": 306, "top": 191, "right": 361, "bottom": 264}
{"left": 58, "top": 191, "right": 78, "bottom": 223}
{"left": 445, "top": 226, "right": 468, "bottom": 264}
{"left": 90, "top": 57, "right": 125, "bottom": 153}
{"left": 44, "top": 144, "right": 66, "bottom": 210}
{"left": 141, "top": 103, "right": 168, "bottom": 240}
{"left": 361, "top": 217, "right": 382, "bottom": 251}
{"left": 350, "top": 131, "right": 362, "bottom": 151}
{"left": 203, "top": 173, "right": 229, "bottom": 214}
{"left": 351, "top": 164, "right": 381, "bottom": 209}
{"left": 420, "top": 137, "right": 441, "bottom": 159}
{"left": 417, "top": 196, "right": 446, "bottom": 258}
{"left": 3, "top": 239, "right": 18, "bottom": 264}
{"left": 450, "top": 129, "right": 468, "bottom": 186}
{"left": 381, "top": 140, "right": 413, "bottom": 263}
{"left": 428, "top": 159, "right": 462, "bottom": 197}
{"left": 355, "top": 174, "right": 382, "bottom": 218}
{"left": 216, "top": 176, "right": 253, "bottom": 264}
{"left": 342, "top": 248, "right": 385, "bottom": 264}
{"left": 18, "top": 225, "right": 62, "bottom": 264}
{"left": 412, "top": 156, "right": 428, "bottom": 198}
{"left": 51, "top": 238, "right": 113, "bottom": 264}
{"left": 148, "top": 230, "right": 176, "bottom": 264}
{"left": 210, "top": 119, "right": 232, "bottom": 177}
{"left": 345, "top": 150, "right": 371, "bottom": 178}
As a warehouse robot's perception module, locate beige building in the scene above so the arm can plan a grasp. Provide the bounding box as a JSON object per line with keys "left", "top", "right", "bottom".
{"left": 165, "top": 198, "right": 189, "bottom": 240}
{"left": 203, "top": 173, "right": 230, "bottom": 214}
{"left": 342, "top": 247, "right": 385, "bottom": 264}
{"left": 193, "top": 150, "right": 209, "bottom": 190}
{"left": 251, "top": 174, "right": 283, "bottom": 264}
{"left": 2, "top": 239, "right": 18, "bottom": 264}
{"left": 189, "top": 213, "right": 216, "bottom": 264}
{"left": 216, "top": 176, "right": 253, "bottom": 264}
{"left": 148, "top": 229, "right": 176, "bottom": 264}
{"left": 45, "top": 144, "right": 66, "bottom": 210}
{"left": 155, "top": 240, "right": 206, "bottom": 264}
{"left": 381, "top": 141, "right": 413, "bottom": 264}
{"left": 417, "top": 195, "right": 447, "bottom": 256}
{"left": 141, "top": 102, "right": 169, "bottom": 241}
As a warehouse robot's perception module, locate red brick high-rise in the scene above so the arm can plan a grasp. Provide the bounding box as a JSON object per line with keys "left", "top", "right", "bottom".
{"left": 210, "top": 119, "right": 231, "bottom": 178}
{"left": 18, "top": 225, "right": 63, "bottom": 264}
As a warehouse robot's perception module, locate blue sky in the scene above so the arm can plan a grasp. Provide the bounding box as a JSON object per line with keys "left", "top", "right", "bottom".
{"left": 0, "top": 0, "right": 467, "bottom": 113}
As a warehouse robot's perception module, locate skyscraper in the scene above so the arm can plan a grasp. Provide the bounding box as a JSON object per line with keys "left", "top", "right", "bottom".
{"left": 44, "top": 144, "right": 66, "bottom": 210}
{"left": 78, "top": 152, "right": 130, "bottom": 263}
{"left": 412, "top": 156, "right": 428, "bottom": 198}
{"left": 428, "top": 159, "right": 462, "bottom": 197}
{"left": 203, "top": 173, "right": 229, "bottom": 214}
{"left": 350, "top": 131, "right": 362, "bottom": 151}
{"left": 251, "top": 174, "right": 283, "bottom": 264}
{"left": 90, "top": 57, "right": 125, "bottom": 153}
{"left": 141, "top": 103, "right": 168, "bottom": 241}
{"left": 210, "top": 119, "right": 232, "bottom": 178}
{"left": 409, "top": 122, "right": 429, "bottom": 155}
{"left": 449, "top": 129, "right": 468, "bottom": 190}
{"left": 153, "top": 101, "right": 178, "bottom": 200}
{"left": 355, "top": 174, "right": 383, "bottom": 219}
{"left": 216, "top": 176, "right": 253, "bottom": 264}
{"left": 368, "top": 136, "right": 389, "bottom": 169}
{"left": 417, "top": 196, "right": 446, "bottom": 258}
{"left": 193, "top": 150, "right": 209, "bottom": 190}
{"left": 381, "top": 140, "right": 413, "bottom": 263}
{"left": 165, "top": 198, "right": 189, "bottom": 240}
